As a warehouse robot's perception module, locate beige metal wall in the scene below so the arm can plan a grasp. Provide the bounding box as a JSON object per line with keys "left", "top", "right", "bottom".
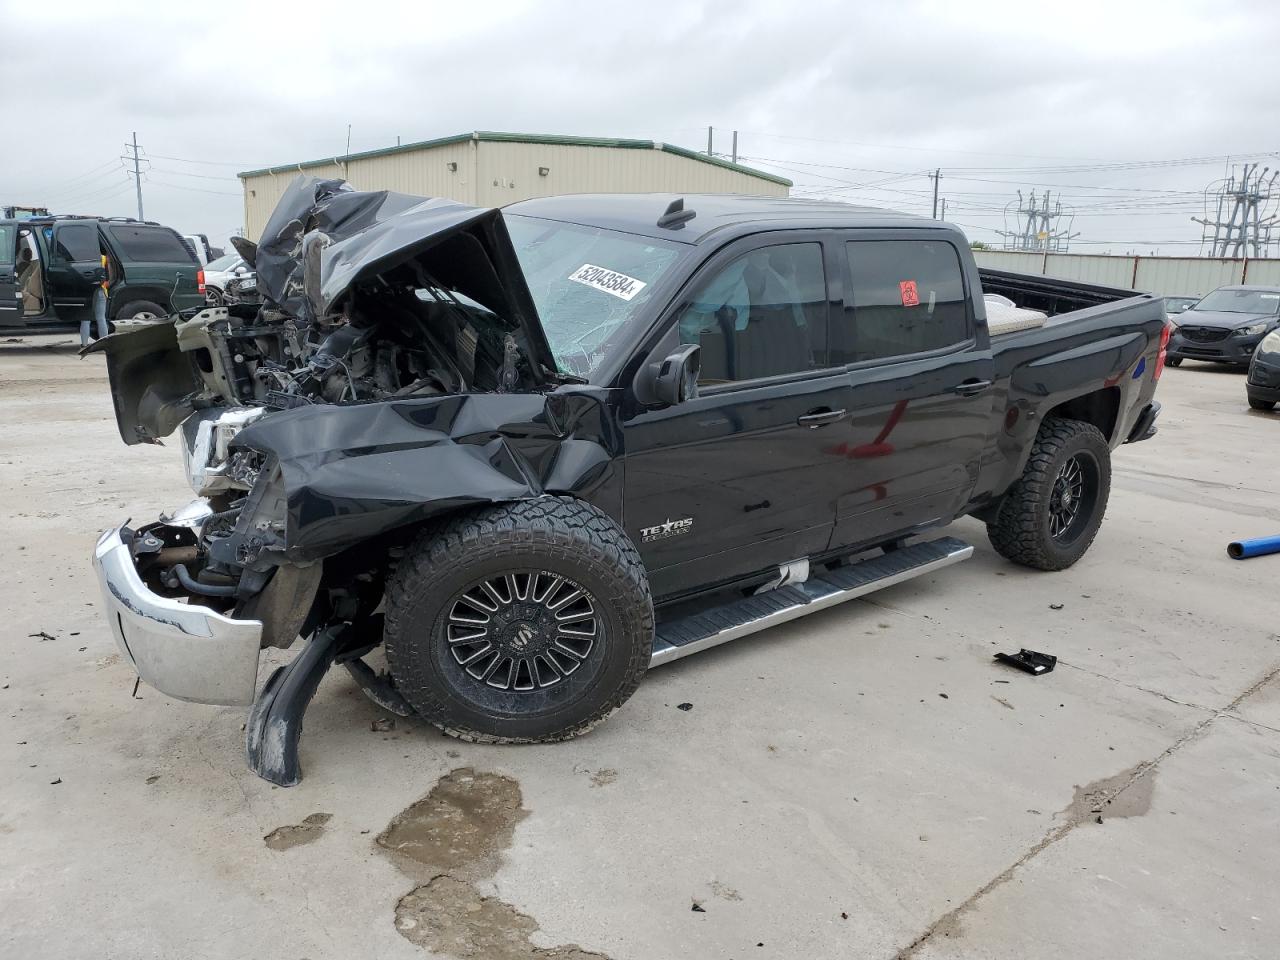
{"left": 240, "top": 141, "right": 478, "bottom": 241}
{"left": 240, "top": 139, "right": 786, "bottom": 241}
{"left": 972, "top": 249, "right": 1280, "bottom": 298}
{"left": 473, "top": 141, "right": 789, "bottom": 207}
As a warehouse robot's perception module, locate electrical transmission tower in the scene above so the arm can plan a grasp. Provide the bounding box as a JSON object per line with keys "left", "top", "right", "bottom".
{"left": 120, "top": 132, "right": 147, "bottom": 220}
{"left": 997, "top": 190, "right": 1079, "bottom": 252}
{"left": 1194, "top": 163, "right": 1278, "bottom": 257}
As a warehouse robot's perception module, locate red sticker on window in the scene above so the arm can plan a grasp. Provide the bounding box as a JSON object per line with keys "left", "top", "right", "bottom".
{"left": 899, "top": 280, "right": 919, "bottom": 307}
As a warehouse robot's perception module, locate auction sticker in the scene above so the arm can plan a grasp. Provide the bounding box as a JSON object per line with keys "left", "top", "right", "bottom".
{"left": 569, "top": 264, "right": 647, "bottom": 301}
{"left": 899, "top": 280, "right": 920, "bottom": 307}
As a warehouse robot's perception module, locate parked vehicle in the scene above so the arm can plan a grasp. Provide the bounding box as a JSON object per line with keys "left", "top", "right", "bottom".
{"left": 0, "top": 216, "right": 204, "bottom": 329}
{"left": 202, "top": 253, "right": 251, "bottom": 305}
{"left": 1166, "top": 285, "right": 1280, "bottom": 367}
{"left": 182, "top": 233, "right": 217, "bottom": 268}
{"left": 87, "top": 182, "right": 1167, "bottom": 783}
{"left": 1164, "top": 295, "right": 1198, "bottom": 315}
{"left": 1246, "top": 329, "right": 1280, "bottom": 411}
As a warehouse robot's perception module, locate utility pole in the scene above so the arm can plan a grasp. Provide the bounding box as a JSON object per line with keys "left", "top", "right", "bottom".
{"left": 123, "top": 132, "right": 145, "bottom": 220}
{"left": 731, "top": 130, "right": 738, "bottom": 164}
{"left": 706, "top": 126, "right": 713, "bottom": 156}
{"left": 940, "top": 197, "right": 947, "bottom": 221}
{"left": 929, "top": 169, "right": 941, "bottom": 219}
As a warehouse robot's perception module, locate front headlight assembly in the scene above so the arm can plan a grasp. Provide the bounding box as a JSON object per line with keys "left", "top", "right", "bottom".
{"left": 1256, "top": 329, "right": 1280, "bottom": 359}
{"left": 1238, "top": 323, "right": 1269, "bottom": 337}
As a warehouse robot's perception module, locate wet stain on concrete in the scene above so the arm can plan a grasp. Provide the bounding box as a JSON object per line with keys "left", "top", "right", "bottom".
{"left": 380, "top": 767, "right": 611, "bottom": 959}
{"left": 264, "top": 812, "right": 332, "bottom": 851}
{"left": 395, "top": 876, "right": 607, "bottom": 960}
{"left": 1066, "top": 765, "right": 1156, "bottom": 822}
{"left": 589, "top": 769, "right": 617, "bottom": 788}
{"left": 377, "top": 767, "right": 526, "bottom": 875}
{"left": 710, "top": 880, "right": 742, "bottom": 902}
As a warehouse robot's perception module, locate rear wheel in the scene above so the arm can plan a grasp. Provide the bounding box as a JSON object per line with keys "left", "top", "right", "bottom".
{"left": 384, "top": 497, "right": 653, "bottom": 743}
{"left": 987, "top": 418, "right": 1111, "bottom": 571}
{"left": 115, "top": 299, "right": 167, "bottom": 322}
{"left": 1249, "top": 396, "right": 1276, "bottom": 411}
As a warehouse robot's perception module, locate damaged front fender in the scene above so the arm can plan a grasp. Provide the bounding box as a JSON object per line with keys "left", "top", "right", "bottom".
{"left": 232, "top": 386, "right": 623, "bottom": 561}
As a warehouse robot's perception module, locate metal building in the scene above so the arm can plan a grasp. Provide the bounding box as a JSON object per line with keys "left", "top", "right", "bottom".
{"left": 237, "top": 131, "right": 791, "bottom": 241}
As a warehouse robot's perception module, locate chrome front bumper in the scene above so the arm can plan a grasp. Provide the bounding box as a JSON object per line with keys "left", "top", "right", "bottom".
{"left": 93, "top": 526, "right": 263, "bottom": 705}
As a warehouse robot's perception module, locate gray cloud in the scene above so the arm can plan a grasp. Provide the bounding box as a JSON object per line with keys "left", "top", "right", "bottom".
{"left": 3, "top": 0, "right": 1277, "bottom": 253}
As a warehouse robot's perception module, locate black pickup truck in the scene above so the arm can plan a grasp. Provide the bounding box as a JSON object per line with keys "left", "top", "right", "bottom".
{"left": 89, "top": 181, "right": 1168, "bottom": 783}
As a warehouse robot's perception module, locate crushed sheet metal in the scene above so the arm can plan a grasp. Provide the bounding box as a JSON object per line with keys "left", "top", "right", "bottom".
{"left": 232, "top": 386, "right": 621, "bottom": 561}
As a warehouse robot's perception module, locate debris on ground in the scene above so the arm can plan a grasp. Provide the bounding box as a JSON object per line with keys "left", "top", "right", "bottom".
{"left": 676, "top": 702, "right": 694, "bottom": 711}
{"left": 145, "top": 775, "right": 160, "bottom": 785}
{"left": 50, "top": 778, "right": 62, "bottom": 785}
{"left": 1227, "top": 535, "right": 1280, "bottom": 560}
{"left": 27, "top": 631, "right": 56, "bottom": 642}
{"left": 371, "top": 717, "right": 396, "bottom": 732}
{"left": 691, "top": 900, "right": 706, "bottom": 913}
{"left": 1049, "top": 602, "right": 1065, "bottom": 610}
{"left": 994, "top": 648, "right": 1057, "bottom": 676}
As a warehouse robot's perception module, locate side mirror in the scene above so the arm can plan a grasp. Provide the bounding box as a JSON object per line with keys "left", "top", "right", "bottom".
{"left": 647, "top": 344, "right": 700, "bottom": 407}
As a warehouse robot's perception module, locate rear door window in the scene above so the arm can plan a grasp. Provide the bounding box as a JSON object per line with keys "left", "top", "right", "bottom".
{"left": 107, "top": 225, "right": 196, "bottom": 263}
{"left": 54, "top": 224, "right": 100, "bottom": 262}
{"left": 0, "top": 224, "right": 14, "bottom": 265}
{"left": 833, "top": 239, "right": 971, "bottom": 363}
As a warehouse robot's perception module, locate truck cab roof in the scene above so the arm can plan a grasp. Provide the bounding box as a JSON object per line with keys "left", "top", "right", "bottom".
{"left": 503, "top": 193, "right": 948, "bottom": 245}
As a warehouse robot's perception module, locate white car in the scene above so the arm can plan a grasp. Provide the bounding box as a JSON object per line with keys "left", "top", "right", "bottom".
{"left": 203, "top": 253, "right": 252, "bottom": 305}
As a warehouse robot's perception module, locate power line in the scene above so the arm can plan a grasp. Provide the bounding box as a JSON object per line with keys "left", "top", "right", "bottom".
{"left": 144, "top": 153, "right": 256, "bottom": 167}
{"left": 143, "top": 176, "right": 242, "bottom": 197}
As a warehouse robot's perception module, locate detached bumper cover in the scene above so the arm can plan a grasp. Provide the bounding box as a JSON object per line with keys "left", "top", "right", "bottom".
{"left": 93, "top": 527, "right": 263, "bottom": 705}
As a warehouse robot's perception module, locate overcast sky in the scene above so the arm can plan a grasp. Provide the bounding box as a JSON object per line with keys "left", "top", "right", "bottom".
{"left": 4, "top": 0, "right": 1278, "bottom": 255}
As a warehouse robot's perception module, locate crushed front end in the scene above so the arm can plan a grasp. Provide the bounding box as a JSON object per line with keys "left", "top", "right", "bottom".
{"left": 84, "top": 177, "right": 591, "bottom": 783}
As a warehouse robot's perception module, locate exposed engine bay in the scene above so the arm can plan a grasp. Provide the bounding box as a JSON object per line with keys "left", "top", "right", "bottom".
{"left": 89, "top": 176, "right": 576, "bottom": 649}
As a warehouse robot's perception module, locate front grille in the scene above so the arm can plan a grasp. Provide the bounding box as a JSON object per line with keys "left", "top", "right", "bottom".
{"left": 1181, "top": 326, "right": 1232, "bottom": 343}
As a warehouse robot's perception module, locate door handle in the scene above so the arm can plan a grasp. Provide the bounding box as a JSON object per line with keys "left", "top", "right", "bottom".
{"left": 797, "top": 408, "right": 847, "bottom": 428}
{"left": 952, "top": 379, "right": 992, "bottom": 397}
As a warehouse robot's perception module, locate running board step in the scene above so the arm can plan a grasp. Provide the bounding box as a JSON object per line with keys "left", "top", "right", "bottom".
{"left": 649, "top": 537, "right": 973, "bottom": 667}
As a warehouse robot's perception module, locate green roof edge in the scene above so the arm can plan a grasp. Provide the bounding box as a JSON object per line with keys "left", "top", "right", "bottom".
{"left": 236, "top": 131, "right": 792, "bottom": 187}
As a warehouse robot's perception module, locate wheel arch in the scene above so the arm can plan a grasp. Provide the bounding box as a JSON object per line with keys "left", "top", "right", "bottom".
{"left": 111, "top": 287, "right": 174, "bottom": 317}
{"left": 1044, "top": 386, "right": 1121, "bottom": 445}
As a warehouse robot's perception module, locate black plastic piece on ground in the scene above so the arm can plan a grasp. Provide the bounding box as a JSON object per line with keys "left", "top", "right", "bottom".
{"left": 994, "top": 648, "right": 1057, "bottom": 676}
{"left": 344, "top": 657, "right": 415, "bottom": 718}
{"left": 245, "top": 625, "right": 347, "bottom": 786}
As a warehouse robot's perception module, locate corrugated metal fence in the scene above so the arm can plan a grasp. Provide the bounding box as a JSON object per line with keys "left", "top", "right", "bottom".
{"left": 972, "top": 250, "right": 1280, "bottom": 298}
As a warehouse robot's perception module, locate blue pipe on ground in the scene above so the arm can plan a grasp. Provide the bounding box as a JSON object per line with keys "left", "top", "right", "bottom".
{"left": 1227, "top": 535, "right": 1280, "bottom": 560}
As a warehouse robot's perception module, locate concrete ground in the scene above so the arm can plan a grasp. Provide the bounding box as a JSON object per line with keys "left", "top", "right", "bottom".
{"left": 2, "top": 333, "right": 1277, "bottom": 960}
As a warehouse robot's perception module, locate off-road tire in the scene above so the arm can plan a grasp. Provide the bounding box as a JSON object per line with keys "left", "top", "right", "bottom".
{"left": 115, "top": 299, "right": 168, "bottom": 322}
{"left": 384, "top": 497, "right": 654, "bottom": 743}
{"left": 1248, "top": 396, "right": 1276, "bottom": 411}
{"left": 986, "top": 417, "right": 1111, "bottom": 571}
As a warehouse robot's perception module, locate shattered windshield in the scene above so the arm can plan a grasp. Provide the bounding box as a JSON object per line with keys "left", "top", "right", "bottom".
{"left": 504, "top": 214, "right": 682, "bottom": 378}
{"left": 1194, "top": 289, "right": 1280, "bottom": 314}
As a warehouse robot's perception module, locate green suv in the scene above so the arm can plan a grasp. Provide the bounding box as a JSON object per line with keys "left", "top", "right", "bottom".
{"left": 0, "top": 216, "right": 205, "bottom": 329}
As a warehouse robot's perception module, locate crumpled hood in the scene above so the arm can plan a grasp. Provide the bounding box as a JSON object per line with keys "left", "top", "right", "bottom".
{"left": 256, "top": 175, "right": 557, "bottom": 374}
{"left": 1176, "top": 309, "right": 1277, "bottom": 330}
